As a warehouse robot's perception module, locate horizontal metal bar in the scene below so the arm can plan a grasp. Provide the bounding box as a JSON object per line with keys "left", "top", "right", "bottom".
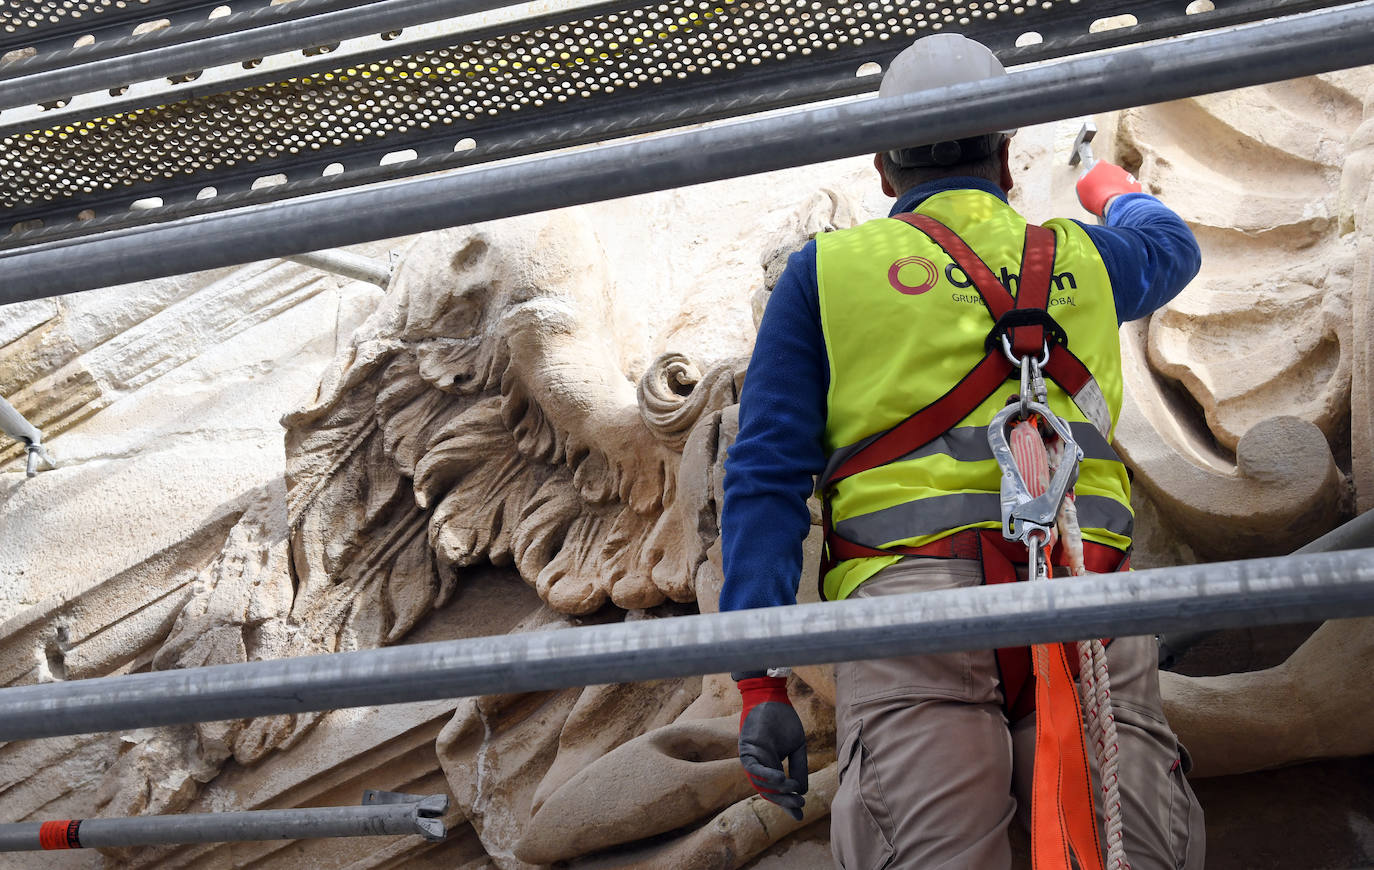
{"left": 0, "top": 0, "right": 521, "bottom": 115}
{"left": 286, "top": 249, "right": 393, "bottom": 289}
{"left": 0, "top": 0, "right": 376, "bottom": 81}
{"left": 1157, "top": 509, "right": 1374, "bottom": 667}
{"left": 0, "top": 0, "right": 221, "bottom": 57}
{"left": 0, "top": 549, "right": 1369, "bottom": 742}
{"left": 0, "top": 794, "right": 448, "bottom": 851}
{"left": 1294, "top": 508, "right": 1374, "bottom": 555}
{"left": 4, "top": 2, "right": 1373, "bottom": 303}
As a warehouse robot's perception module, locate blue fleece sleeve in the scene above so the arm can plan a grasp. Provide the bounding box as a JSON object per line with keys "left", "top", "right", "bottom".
{"left": 1077, "top": 192, "right": 1201, "bottom": 323}
{"left": 719, "top": 241, "right": 829, "bottom": 612}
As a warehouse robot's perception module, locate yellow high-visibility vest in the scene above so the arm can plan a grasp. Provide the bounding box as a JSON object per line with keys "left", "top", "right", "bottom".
{"left": 816, "top": 189, "right": 1131, "bottom": 601}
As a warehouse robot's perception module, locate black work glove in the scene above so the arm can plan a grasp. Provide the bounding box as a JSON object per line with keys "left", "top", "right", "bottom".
{"left": 736, "top": 675, "right": 809, "bottom": 820}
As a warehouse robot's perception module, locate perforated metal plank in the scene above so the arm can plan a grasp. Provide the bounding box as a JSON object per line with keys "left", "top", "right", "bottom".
{"left": 0, "top": 1, "right": 530, "bottom": 124}
{"left": 0, "top": 0, "right": 1355, "bottom": 249}
{"left": 4, "top": 1, "right": 1373, "bottom": 298}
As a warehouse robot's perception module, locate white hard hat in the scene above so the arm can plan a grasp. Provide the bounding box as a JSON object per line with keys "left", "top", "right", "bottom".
{"left": 879, "top": 33, "right": 1016, "bottom": 161}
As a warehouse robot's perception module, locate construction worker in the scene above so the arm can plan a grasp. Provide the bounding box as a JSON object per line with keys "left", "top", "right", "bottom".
{"left": 720, "top": 34, "right": 1205, "bottom": 870}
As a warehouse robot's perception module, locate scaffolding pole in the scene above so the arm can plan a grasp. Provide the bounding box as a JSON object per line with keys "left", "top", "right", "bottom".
{"left": 1294, "top": 508, "right": 1374, "bottom": 555}
{"left": 0, "top": 0, "right": 379, "bottom": 81}
{"left": 0, "top": 792, "right": 447, "bottom": 852}
{"left": 286, "top": 249, "right": 394, "bottom": 289}
{"left": 0, "top": 0, "right": 511, "bottom": 113}
{"left": 3, "top": 2, "right": 1374, "bottom": 303}
{"left": 0, "top": 548, "right": 1369, "bottom": 742}
{"left": 1157, "top": 509, "right": 1374, "bottom": 665}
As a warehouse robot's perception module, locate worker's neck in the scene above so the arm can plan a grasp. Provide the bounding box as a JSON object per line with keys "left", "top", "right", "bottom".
{"left": 889, "top": 176, "right": 1008, "bottom": 217}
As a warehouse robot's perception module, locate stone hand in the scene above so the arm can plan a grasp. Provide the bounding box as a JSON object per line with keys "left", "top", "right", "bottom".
{"left": 737, "top": 676, "right": 809, "bottom": 820}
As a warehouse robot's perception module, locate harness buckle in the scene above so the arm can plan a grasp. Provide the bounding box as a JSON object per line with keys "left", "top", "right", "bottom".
{"left": 985, "top": 308, "right": 1068, "bottom": 359}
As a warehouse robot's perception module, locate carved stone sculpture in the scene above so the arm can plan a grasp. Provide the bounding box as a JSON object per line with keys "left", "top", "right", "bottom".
{"left": 0, "top": 69, "right": 1372, "bottom": 869}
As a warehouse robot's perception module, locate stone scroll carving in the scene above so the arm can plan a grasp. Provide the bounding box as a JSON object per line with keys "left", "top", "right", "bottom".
{"left": 1154, "top": 71, "right": 1374, "bottom": 780}
{"left": 1105, "top": 70, "right": 1374, "bottom": 560}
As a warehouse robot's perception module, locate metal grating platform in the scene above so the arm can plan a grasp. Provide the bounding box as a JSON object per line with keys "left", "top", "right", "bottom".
{"left": 3, "top": 2, "right": 1372, "bottom": 301}
{"left": 0, "top": 0, "right": 1360, "bottom": 251}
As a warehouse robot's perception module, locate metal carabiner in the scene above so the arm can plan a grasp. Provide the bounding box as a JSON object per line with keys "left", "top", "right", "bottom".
{"left": 1024, "top": 528, "right": 1051, "bottom": 584}
{"left": 999, "top": 333, "right": 1050, "bottom": 370}
{"left": 987, "top": 399, "right": 1084, "bottom": 547}
{"left": 1002, "top": 334, "right": 1050, "bottom": 416}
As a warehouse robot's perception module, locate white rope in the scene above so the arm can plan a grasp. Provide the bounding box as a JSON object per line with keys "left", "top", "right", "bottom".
{"left": 1083, "top": 637, "right": 1128, "bottom": 869}
{"left": 1057, "top": 488, "right": 1129, "bottom": 870}
{"left": 1017, "top": 423, "right": 1129, "bottom": 868}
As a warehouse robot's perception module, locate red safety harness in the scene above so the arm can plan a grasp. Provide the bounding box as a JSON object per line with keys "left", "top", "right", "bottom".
{"left": 820, "top": 213, "right": 1129, "bottom": 870}
{"left": 818, "top": 213, "right": 1129, "bottom": 719}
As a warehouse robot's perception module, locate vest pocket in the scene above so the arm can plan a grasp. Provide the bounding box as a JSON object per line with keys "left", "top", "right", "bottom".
{"left": 832, "top": 722, "right": 896, "bottom": 870}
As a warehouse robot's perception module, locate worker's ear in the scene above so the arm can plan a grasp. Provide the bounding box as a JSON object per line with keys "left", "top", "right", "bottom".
{"left": 999, "top": 137, "right": 1014, "bottom": 194}
{"left": 874, "top": 153, "right": 896, "bottom": 198}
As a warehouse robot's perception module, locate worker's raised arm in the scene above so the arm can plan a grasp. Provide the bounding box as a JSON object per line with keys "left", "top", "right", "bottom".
{"left": 719, "top": 241, "right": 829, "bottom": 613}
{"left": 1074, "top": 161, "right": 1202, "bottom": 323}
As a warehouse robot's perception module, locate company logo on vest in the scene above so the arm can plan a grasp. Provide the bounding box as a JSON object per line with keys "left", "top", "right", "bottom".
{"left": 887, "top": 256, "right": 938, "bottom": 295}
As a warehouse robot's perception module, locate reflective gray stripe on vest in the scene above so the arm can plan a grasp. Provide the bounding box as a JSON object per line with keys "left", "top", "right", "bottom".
{"left": 833, "top": 493, "right": 1134, "bottom": 549}
{"left": 820, "top": 422, "right": 1121, "bottom": 491}
{"left": 1071, "top": 377, "right": 1112, "bottom": 439}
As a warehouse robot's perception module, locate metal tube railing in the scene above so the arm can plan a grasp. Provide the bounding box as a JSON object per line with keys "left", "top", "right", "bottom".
{"left": 286, "top": 249, "right": 394, "bottom": 289}
{"left": 1293, "top": 508, "right": 1374, "bottom": 555}
{"left": 3, "top": 2, "right": 1374, "bottom": 303}
{"left": 0, "top": 791, "right": 447, "bottom": 852}
{"left": 1158, "top": 509, "right": 1374, "bottom": 666}
{"left": 0, "top": 394, "right": 40, "bottom": 447}
{"left": 0, "top": 0, "right": 512, "bottom": 113}
{"left": 0, "top": 0, "right": 376, "bottom": 81}
{"left": 0, "top": 548, "right": 1369, "bottom": 742}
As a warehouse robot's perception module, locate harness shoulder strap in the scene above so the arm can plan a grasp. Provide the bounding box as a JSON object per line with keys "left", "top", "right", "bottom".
{"left": 819, "top": 215, "right": 1060, "bottom": 580}
{"left": 822, "top": 214, "right": 1057, "bottom": 491}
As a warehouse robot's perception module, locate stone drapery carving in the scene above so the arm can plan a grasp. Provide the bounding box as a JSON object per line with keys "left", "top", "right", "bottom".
{"left": 1108, "top": 70, "right": 1372, "bottom": 561}
{"left": 1154, "top": 71, "right": 1374, "bottom": 780}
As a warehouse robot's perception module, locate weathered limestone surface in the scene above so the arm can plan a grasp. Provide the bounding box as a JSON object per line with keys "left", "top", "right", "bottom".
{"left": 1106, "top": 73, "right": 1369, "bottom": 561}
{"left": 2, "top": 71, "right": 1373, "bottom": 869}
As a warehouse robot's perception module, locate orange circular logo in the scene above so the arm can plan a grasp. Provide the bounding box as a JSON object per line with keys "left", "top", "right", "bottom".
{"left": 888, "top": 256, "right": 938, "bottom": 295}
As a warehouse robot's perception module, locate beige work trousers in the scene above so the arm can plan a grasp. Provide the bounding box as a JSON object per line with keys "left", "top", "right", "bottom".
{"left": 831, "top": 559, "right": 1205, "bottom": 870}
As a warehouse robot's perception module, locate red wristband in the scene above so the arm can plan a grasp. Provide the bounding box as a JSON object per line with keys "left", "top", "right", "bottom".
{"left": 738, "top": 676, "right": 790, "bottom": 724}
